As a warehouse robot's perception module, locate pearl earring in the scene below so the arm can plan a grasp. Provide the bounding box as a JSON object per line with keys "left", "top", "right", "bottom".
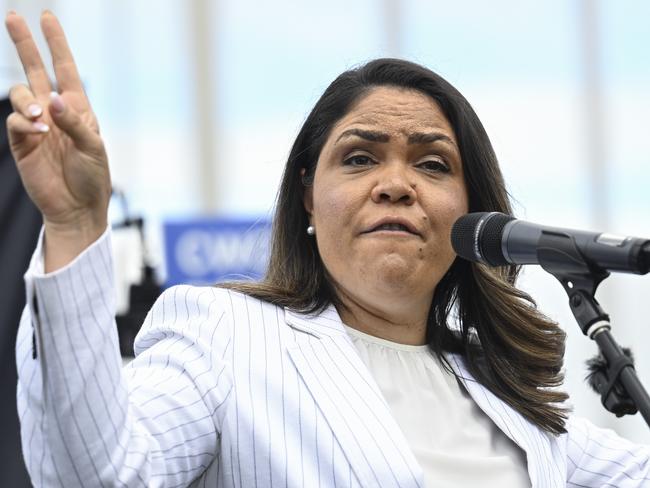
{"left": 306, "top": 225, "right": 315, "bottom": 236}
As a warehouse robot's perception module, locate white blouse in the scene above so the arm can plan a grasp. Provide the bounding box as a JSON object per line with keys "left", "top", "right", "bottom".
{"left": 343, "top": 324, "right": 531, "bottom": 488}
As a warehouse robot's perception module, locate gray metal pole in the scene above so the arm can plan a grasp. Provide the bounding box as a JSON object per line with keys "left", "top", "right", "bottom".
{"left": 579, "top": 0, "right": 609, "bottom": 229}
{"left": 382, "top": 0, "right": 402, "bottom": 57}
{"left": 190, "top": 0, "right": 220, "bottom": 214}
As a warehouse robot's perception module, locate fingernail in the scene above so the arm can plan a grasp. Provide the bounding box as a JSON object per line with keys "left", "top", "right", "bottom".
{"left": 28, "top": 104, "right": 43, "bottom": 117}
{"left": 49, "top": 92, "right": 65, "bottom": 114}
{"left": 33, "top": 121, "right": 49, "bottom": 133}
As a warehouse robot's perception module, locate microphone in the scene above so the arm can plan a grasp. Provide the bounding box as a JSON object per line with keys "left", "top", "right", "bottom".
{"left": 451, "top": 212, "right": 650, "bottom": 275}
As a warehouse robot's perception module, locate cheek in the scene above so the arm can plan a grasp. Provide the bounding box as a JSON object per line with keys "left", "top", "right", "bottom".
{"left": 311, "top": 181, "right": 368, "bottom": 279}
{"left": 441, "top": 183, "right": 469, "bottom": 223}
{"left": 424, "top": 187, "right": 469, "bottom": 249}
{"left": 312, "top": 182, "right": 363, "bottom": 231}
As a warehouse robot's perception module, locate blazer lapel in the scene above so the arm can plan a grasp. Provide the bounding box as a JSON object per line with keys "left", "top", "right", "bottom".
{"left": 445, "top": 353, "right": 566, "bottom": 488}
{"left": 285, "top": 306, "right": 424, "bottom": 488}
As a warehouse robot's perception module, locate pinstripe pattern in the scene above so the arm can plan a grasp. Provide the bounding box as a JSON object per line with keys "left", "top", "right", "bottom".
{"left": 15, "top": 230, "right": 650, "bottom": 487}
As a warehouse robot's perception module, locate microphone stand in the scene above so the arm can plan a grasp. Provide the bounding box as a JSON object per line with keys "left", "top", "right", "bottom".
{"left": 536, "top": 230, "right": 650, "bottom": 428}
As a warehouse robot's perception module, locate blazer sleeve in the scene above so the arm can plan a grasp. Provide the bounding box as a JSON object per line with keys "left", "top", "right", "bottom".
{"left": 16, "top": 228, "right": 234, "bottom": 487}
{"left": 566, "top": 416, "right": 650, "bottom": 487}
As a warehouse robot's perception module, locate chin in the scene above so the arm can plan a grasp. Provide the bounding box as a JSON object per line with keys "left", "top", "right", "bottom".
{"left": 369, "top": 254, "right": 421, "bottom": 290}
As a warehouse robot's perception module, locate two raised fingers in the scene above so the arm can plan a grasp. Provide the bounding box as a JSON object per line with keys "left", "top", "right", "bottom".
{"left": 6, "top": 12, "right": 100, "bottom": 150}
{"left": 5, "top": 11, "right": 84, "bottom": 98}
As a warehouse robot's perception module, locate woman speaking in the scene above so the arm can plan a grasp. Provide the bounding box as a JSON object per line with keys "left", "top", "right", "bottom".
{"left": 6, "top": 10, "right": 650, "bottom": 488}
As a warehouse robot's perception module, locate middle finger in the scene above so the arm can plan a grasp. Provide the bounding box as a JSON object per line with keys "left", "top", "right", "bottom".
{"left": 40, "top": 11, "right": 85, "bottom": 94}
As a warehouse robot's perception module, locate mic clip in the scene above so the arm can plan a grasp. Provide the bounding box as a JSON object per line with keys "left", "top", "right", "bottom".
{"left": 586, "top": 348, "right": 638, "bottom": 418}
{"left": 537, "top": 230, "right": 610, "bottom": 300}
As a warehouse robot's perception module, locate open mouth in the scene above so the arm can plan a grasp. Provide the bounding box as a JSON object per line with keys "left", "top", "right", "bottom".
{"left": 364, "top": 221, "right": 421, "bottom": 237}
{"left": 370, "top": 223, "right": 415, "bottom": 233}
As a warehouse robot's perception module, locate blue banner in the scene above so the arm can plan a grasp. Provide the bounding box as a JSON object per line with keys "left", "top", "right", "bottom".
{"left": 163, "top": 218, "right": 271, "bottom": 287}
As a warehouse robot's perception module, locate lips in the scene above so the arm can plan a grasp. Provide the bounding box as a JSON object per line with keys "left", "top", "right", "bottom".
{"left": 363, "top": 217, "right": 421, "bottom": 237}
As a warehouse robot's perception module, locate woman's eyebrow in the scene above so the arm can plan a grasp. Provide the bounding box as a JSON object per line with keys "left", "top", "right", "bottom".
{"left": 335, "top": 128, "right": 456, "bottom": 147}
{"left": 335, "top": 128, "right": 390, "bottom": 144}
{"left": 407, "top": 131, "right": 456, "bottom": 146}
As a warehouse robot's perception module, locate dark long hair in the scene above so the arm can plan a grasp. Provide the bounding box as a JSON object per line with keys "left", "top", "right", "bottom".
{"left": 224, "top": 58, "right": 568, "bottom": 435}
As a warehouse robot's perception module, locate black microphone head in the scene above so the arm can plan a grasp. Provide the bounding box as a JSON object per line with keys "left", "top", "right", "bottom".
{"left": 451, "top": 212, "right": 489, "bottom": 262}
{"left": 451, "top": 212, "right": 515, "bottom": 266}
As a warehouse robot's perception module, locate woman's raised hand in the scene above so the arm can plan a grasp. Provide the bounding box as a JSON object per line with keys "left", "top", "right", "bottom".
{"left": 5, "top": 11, "right": 110, "bottom": 272}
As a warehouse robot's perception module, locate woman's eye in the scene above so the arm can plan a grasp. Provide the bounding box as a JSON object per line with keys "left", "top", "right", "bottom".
{"left": 343, "top": 155, "right": 375, "bottom": 167}
{"left": 417, "top": 159, "right": 450, "bottom": 173}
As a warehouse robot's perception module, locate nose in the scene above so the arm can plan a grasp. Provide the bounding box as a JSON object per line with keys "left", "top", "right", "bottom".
{"left": 370, "top": 164, "right": 416, "bottom": 205}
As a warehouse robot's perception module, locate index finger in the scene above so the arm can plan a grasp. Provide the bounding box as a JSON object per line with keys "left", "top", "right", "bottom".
{"left": 40, "top": 11, "right": 84, "bottom": 93}
{"left": 5, "top": 11, "right": 52, "bottom": 96}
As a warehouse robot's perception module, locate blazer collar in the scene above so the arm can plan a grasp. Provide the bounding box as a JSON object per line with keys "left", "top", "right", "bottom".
{"left": 284, "top": 304, "right": 348, "bottom": 339}
{"left": 445, "top": 354, "right": 566, "bottom": 487}
{"left": 284, "top": 304, "right": 425, "bottom": 488}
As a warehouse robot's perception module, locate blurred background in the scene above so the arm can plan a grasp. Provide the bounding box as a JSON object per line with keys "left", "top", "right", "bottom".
{"left": 1, "top": 0, "right": 649, "bottom": 484}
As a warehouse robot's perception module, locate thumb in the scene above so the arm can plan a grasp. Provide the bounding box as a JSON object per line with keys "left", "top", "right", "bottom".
{"left": 48, "top": 92, "right": 97, "bottom": 150}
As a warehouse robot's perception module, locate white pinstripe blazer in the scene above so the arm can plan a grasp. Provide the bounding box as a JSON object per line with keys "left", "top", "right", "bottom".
{"left": 16, "top": 230, "right": 650, "bottom": 487}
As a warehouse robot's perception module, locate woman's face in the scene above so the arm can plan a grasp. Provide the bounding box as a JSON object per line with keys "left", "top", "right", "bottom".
{"left": 304, "top": 86, "right": 469, "bottom": 311}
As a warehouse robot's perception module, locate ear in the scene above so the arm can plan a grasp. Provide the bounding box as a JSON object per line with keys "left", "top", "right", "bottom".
{"left": 301, "top": 168, "right": 314, "bottom": 218}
